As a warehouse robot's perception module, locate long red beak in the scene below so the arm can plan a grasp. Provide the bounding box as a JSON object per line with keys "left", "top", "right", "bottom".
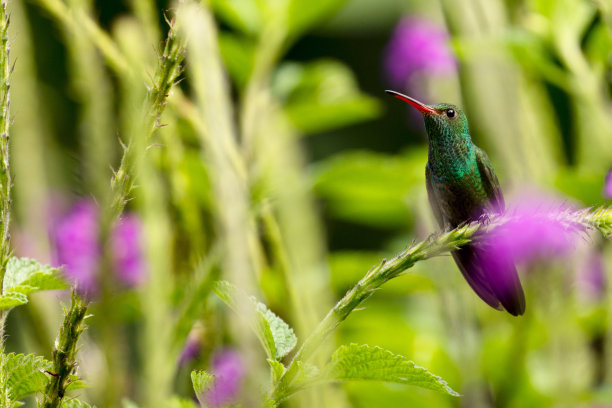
{"left": 385, "top": 90, "right": 436, "bottom": 114}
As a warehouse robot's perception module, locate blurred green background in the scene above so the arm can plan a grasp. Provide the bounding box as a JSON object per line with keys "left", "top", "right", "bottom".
{"left": 6, "top": 0, "right": 612, "bottom": 407}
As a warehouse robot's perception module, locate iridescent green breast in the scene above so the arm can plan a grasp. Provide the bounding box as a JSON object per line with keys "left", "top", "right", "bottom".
{"left": 427, "top": 156, "right": 490, "bottom": 227}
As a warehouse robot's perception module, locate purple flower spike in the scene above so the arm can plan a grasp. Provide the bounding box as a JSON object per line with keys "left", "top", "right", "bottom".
{"left": 478, "top": 193, "right": 582, "bottom": 271}
{"left": 50, "top": 197, "right": 147, "bottom": 297}
{"left": 51, "top": 200, "right": 100, "bottom": 297}
{"left": 112, "top": 214, "right": 146, "bottom": 287}
{"left": 604, "top": 168, "right": 612, "bottom": 199}
{"left": 205, "top": 350, "right": 245, "bottom": 407}
{"left": 384, "top": 17, "right": 457, "bottom": 88}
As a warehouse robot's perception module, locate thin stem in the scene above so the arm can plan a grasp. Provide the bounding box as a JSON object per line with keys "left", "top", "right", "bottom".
{"left": 0, "top": 0, "right": 10, "bottom": 350}
{"left": 274, "top": 206, "right": 612, "bottom": 401}
{"left": 0, "top": 0, "right": 11, "bottom": 289}
{"left": 109, "top": 17, "right": 185, "bottom": 220}
{"left": 39, "top": 291, "right": 89, "bottom": 408}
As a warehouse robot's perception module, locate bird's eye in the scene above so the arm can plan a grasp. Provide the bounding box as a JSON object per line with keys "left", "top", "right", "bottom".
{"left": 445, "top": 109, "right": 455, "bottom": 118}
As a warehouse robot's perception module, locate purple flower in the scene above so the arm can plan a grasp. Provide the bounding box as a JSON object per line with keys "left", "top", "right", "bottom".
{"left": 112, "top": 214, "right": 146, "bottom": 287}
{"left": 50, "top": 199, "right": 146, "bottom": 296}
{"left": 178, "top": 326, "right": 204, "bottom": 368}
{"left": 51, "top": 200, "right": 100, "bottom": 297}
{"left": 204, "top": 350, "right": 245, "bottom": 407}
{"left": 384, "top": 17, "right": 457, "bottom": 89}
{"left": 576, "top": 249, "right": 606, "bottom": 300}
{"left": 477, "top": 193, "right": 582, "bottom": 271}
{"left": 604, "top": 168, "right": 612, "bottom": 198}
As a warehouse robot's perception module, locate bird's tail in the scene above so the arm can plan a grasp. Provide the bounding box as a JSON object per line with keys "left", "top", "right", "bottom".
{"left": 452, "top": 245, "right": 526, "bottom": 316}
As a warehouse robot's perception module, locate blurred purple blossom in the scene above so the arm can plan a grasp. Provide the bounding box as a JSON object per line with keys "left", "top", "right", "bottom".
{"left": 112, "top": 214, "right": 146, "bottom": 287}
{"left": 50, "top": 199, "right": 146, "bottom": 296}
{"left": 477, "top": 194, "right": 582, "bottom": 271}
{"left": 604, "top": 168, "right": 612, "bottom": 199}
{"left": 178, "top": 327, "right": 203, "bottom": 368}
{"left": 204, "top": 349, "right": 245, "bottom": 407}
{"left": 576, "top": 249, "right": 606, "bottom": 300}
{"left": 384, "top": 17, "right": 457, "bottom": 89}
{"left": 51, "top": 200, "right": 100, "bottom": 297}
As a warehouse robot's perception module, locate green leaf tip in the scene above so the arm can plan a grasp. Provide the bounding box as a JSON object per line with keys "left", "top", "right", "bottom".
{"left": 255, "top": 302, "right": 297, "bottom": 359}
{"left": 3, "top": 257, "right": 68, "bottom": 299}
{"left": 60, "top": 400, "right": 94, "bottom": 408}
{"left": 325, "top": 344, "right": 460, "bottom": 397}
{"left": 214, "top": 281, "right": 297, "bottom": 360}
{"left": 191, "top": 369, "right": 214, "bottom": 405}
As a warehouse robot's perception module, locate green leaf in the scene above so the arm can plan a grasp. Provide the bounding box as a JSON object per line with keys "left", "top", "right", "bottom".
{"left": 165, "top": 397, "right": 199, "bottom": 408}
{"left": 219, "top": 33, "right": 255, "bottom": 90}
{"left": 4, "top": 353, "right": 52, "bottom": 400}
{"left": 211, "top": 0, "right": 262, "bottom": 35}
{"left": 267, "top": 359, "right": 286, "bottom": 384}
{"left": 61, "top": 400, "right": 94, "bottom": 408}
{"left": 3, "top": 257, "right": 68, "bottom": 296}
{"left": 0, "top": 293, "right": 28, "bottom": 310}
{"left": 255, "top": 302, "right": 297, "bottom": 359}
{"left": 313, "top": 149, "right": 426, "bottom": 227}
{"left": 274, "top": 360, "right": 320, "bottom": 401}
{"left": 273, "top": 60, "right": 381, "bottom": 134}
{"left": 214, "top": 281, "right": 297, "bottom": 360}
{"left": 287, "top": 0, "right": 347, "bottom": 39}
{"left": 191, "top": 369, "right": 214, "bottom": 405}
{"left": 292, "top": 361, "right": 320, "bottom": 390}
{"left": 323, "top": 344, "right": 459, "bottom": 396}
{"left": 121, "top": 399, "right": 140, "bottom": 408}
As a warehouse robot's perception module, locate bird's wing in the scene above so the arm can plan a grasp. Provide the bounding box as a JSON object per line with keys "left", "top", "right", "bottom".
{"left": 473, "top": 147, "right": 526, "bottom": 315}
{"left": 475, "top": 147, "right": 505, "bottom": 213}
{"left": 425, "top": 164, "right": 445, "bottom": 228}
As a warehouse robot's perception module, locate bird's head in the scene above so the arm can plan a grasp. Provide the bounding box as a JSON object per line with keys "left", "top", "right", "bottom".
{"left": 386, "top": 90, "right": 469, "bottom": 137}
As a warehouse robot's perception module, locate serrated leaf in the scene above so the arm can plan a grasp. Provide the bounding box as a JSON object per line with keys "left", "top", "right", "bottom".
{"left": 274, "top": 360, "right": 320, "bottom": 402}
{"left": 214, "top": 281, "right": 297, "bottom": 360}
{"left": 257, "top": 311, "right": 278, "bottom": 360}
{"left": 267, "top": 359, "right": 286, "bottom": 384}
{"left": 213, "top": 281, "right": 236, "bottom": 308}
{"left": 4, "top": 353, "right": 52, "bottom": 400}
{"left": 66, "top": 378, "right": 87, "bottom": 391}
{"left": 61, "top": 400, "right": 94, "bottom": 408}
{"left": 323, "top": 344, "right": 459, "bottom": 396}
{"left": 192, "top": 370, "right": 214, "bottom": 405}
{"left": 0, "top": 293, "right": 28, "bottom": 310}
{"left": 3, "top": 257, "right": 68, "bottom": 295}
{"left": 293, "top": 361, "right": 320, "bottom": 389}
{"left": 255, "top": 302, "right": 297, "bottom": 359}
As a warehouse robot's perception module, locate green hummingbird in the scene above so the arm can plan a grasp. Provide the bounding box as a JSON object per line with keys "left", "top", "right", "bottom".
{"left": 386, "top": 90, "right": 525, "bottom": 316}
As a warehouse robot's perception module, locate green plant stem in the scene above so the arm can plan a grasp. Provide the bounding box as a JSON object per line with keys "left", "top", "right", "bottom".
{"left": 0, "top": 0, "right": 10, "bottom": 349}
{"left": 0, "top": 0, "right": 11, "bottom": 290}
{"left": 274, "top": 206, "right": 612, "bottom": 401}
{"left": 110, "top": 17, "right": 185, "bottom": 220}
{"left": 39, "top": 291, "right": 88, "bottom": 408}
{"left": 178, "top": 2, "right": 265, "bottom": 405}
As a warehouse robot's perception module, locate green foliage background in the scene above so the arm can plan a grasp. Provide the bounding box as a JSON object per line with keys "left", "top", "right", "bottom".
{"left": 2, "top": 0, "right": 612, "bottom": 407}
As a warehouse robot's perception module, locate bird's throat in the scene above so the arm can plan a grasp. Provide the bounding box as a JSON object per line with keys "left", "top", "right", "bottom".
{"left": 427, "top": 136, "right": 476, "bottom": 181}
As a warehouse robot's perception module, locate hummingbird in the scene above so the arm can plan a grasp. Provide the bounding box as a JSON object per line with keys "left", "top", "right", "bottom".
{"left": 386, "top": 90, "right": 525, "bottom": 316}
